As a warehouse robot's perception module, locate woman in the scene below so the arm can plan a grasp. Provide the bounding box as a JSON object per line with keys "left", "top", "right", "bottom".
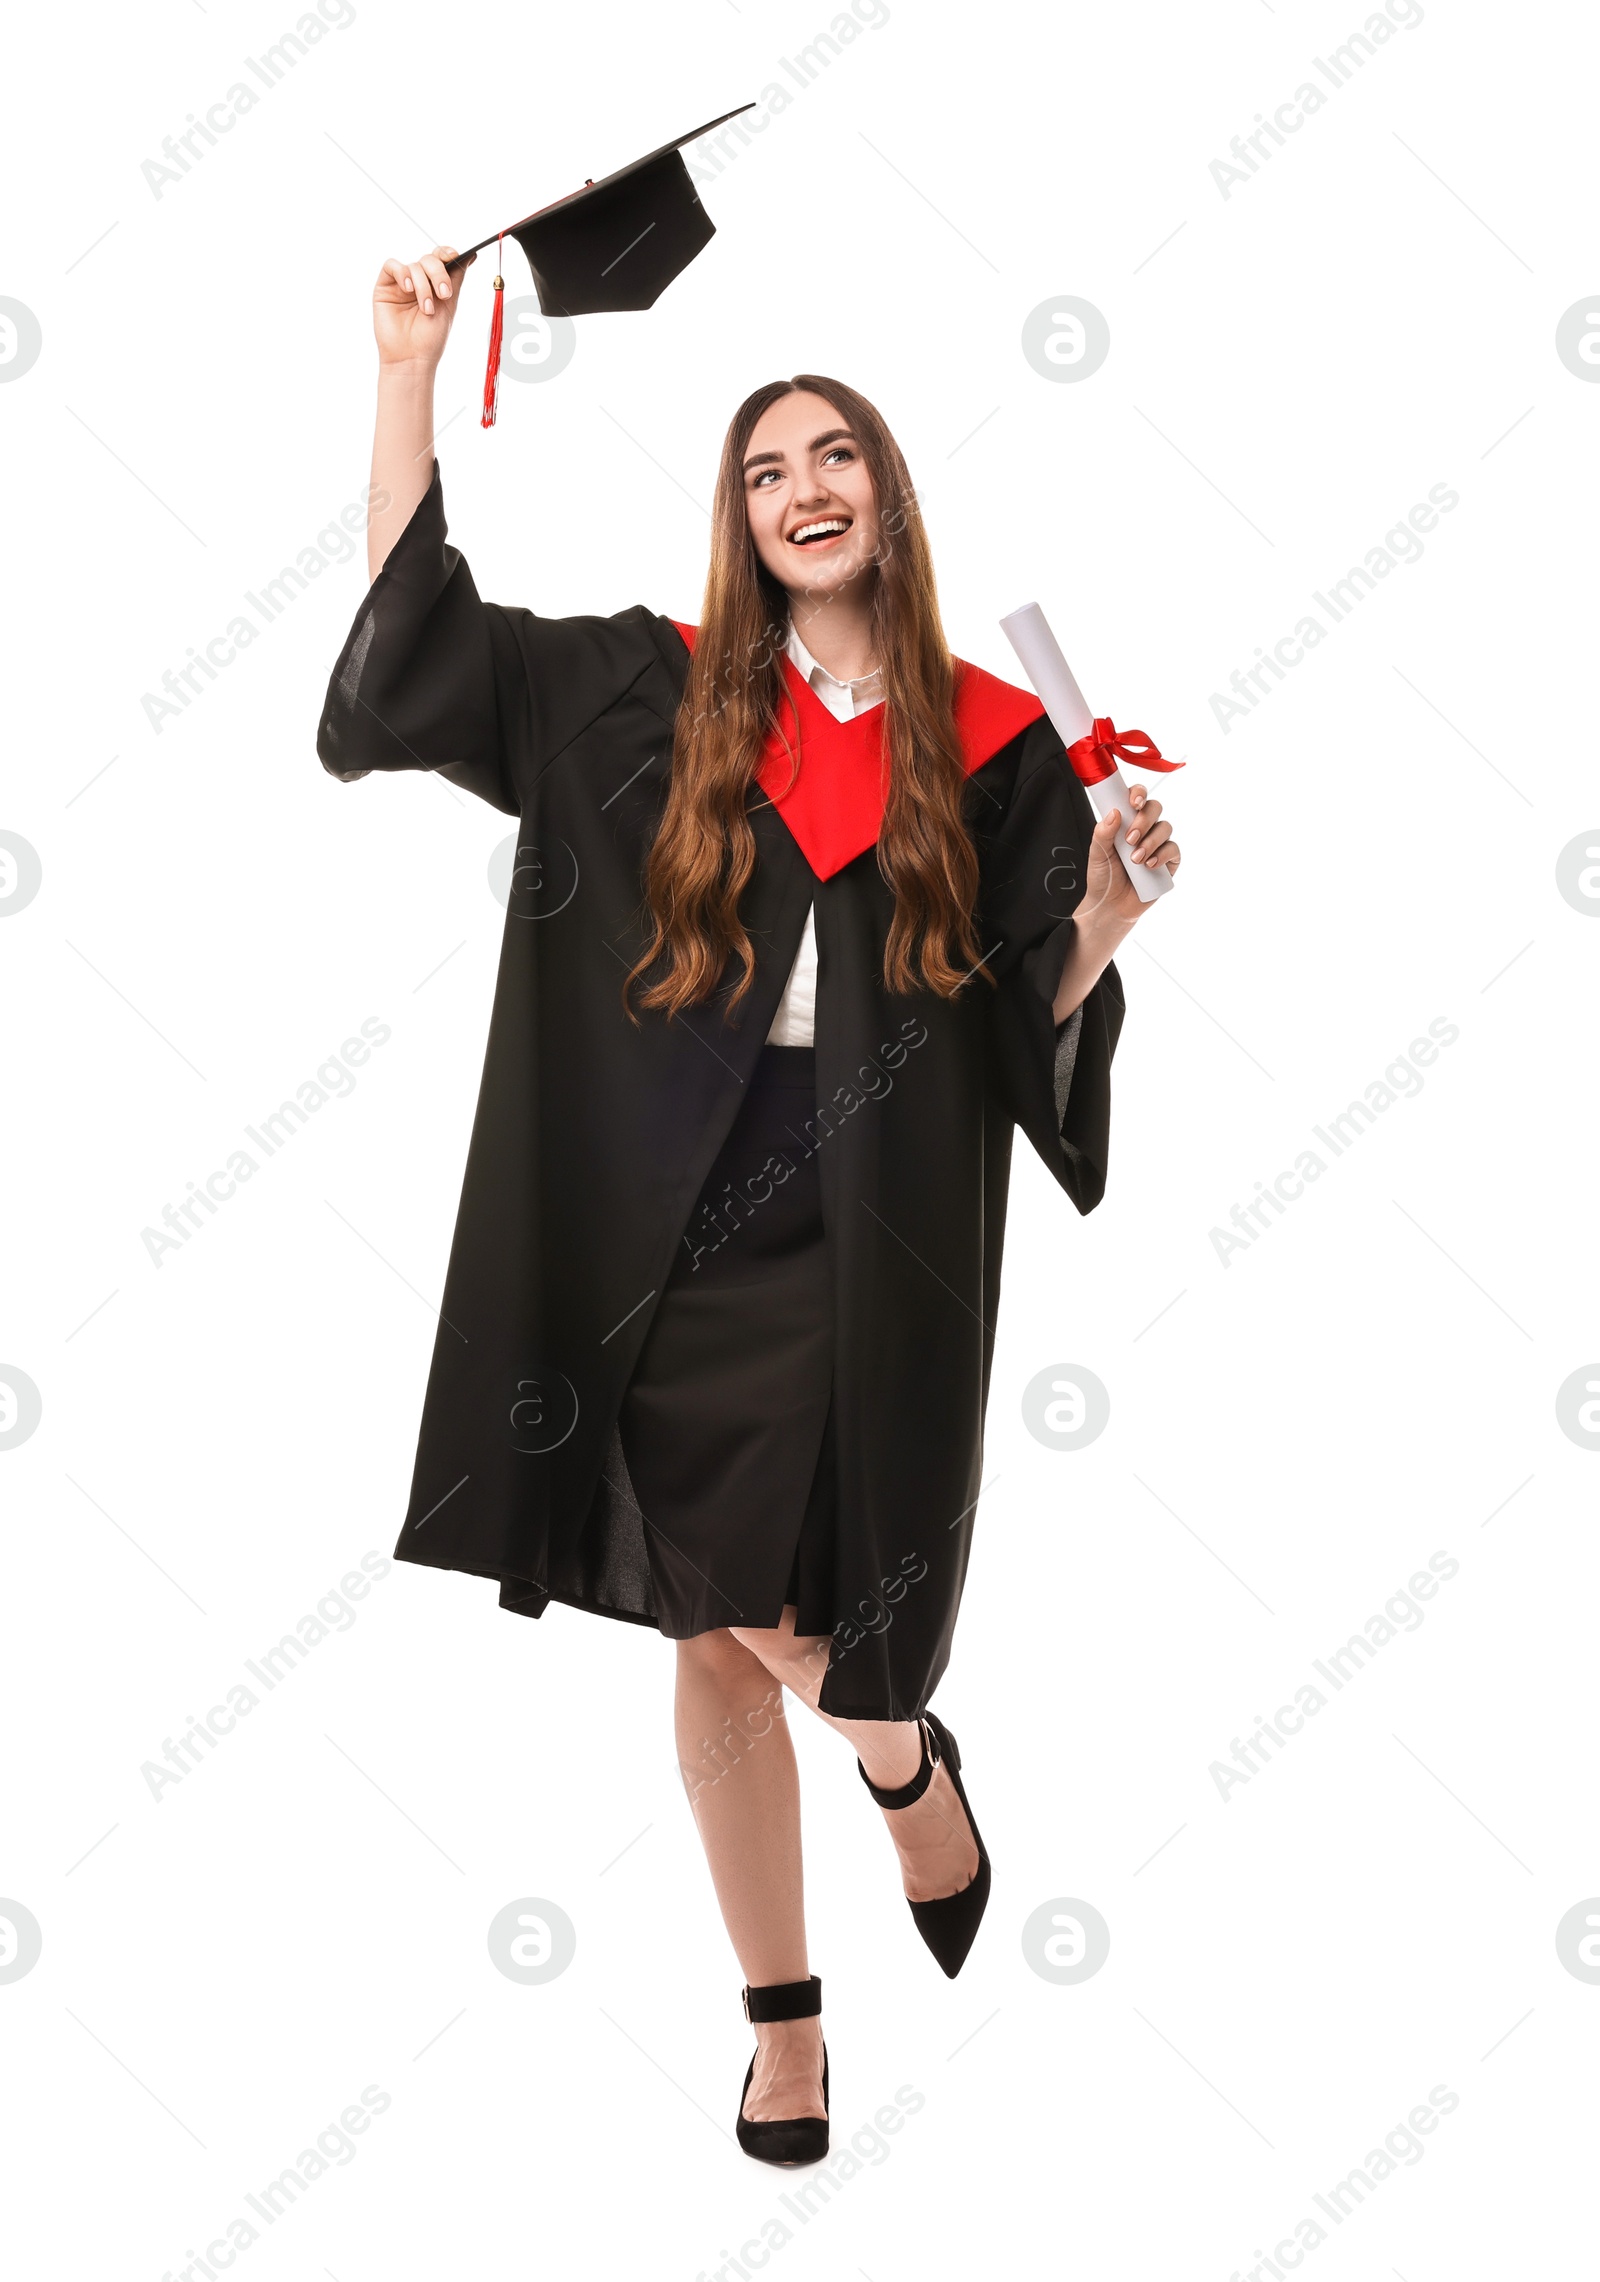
{"left": 317, "top": 245, "right": 1180, "bottom": 2166}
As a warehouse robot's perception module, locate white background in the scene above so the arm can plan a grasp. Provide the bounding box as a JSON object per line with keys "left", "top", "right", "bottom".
{"left": 3, "top": 0, "right": 1597, "bottom": 2275}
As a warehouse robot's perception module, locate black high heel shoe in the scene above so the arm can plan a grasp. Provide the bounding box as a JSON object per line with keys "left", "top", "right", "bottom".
{"left": 858, "top": 1710, "right": 991, "bottom": 1978}
{"left": 735, "top": 1974, "right": 829, "bottom": 2167}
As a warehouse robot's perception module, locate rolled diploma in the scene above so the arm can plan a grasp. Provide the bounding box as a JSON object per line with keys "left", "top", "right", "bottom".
{"left": 998, "top": 601, "right": 1172, "bottom": 903}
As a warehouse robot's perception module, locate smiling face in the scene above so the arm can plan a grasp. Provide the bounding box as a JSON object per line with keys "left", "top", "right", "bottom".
{"left": 742, "top": 389, "right": 881, "bottom": 604}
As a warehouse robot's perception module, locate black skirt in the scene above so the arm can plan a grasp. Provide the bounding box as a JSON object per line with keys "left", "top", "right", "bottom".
{"left": 617, "top": 1046, "right": 837, "bottom": 1638}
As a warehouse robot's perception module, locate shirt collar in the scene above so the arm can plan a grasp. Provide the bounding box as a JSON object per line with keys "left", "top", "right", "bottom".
{"left": 785, "top": 619, "right": 883, "bottom": 708}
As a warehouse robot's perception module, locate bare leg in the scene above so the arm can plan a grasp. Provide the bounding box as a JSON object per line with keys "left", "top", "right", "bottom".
{"left": 728, "top": 1609, "right": 980, "bottom": 1906}
{"left": 674, "top": 1628, "right": 825, "bottom": 2122}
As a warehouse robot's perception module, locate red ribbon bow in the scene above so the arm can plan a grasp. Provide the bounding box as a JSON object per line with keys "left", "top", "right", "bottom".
{"left": 1065, "top": 717, "right": 1183, "bottom": 788}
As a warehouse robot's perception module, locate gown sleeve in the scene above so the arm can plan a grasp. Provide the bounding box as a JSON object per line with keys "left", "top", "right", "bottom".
{"left": 979, "top": 718, "right": 1126, "bottom": 1214}
{"left": 315, "top": 461, "right": 665, "bottom": 816}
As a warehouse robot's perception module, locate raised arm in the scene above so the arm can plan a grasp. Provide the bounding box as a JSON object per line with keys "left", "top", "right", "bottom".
{"left": 367, "top": 245, "right": 476, "bottom": 580}
{"left": 321, "top": 257, "right": 668, "bottom": 814}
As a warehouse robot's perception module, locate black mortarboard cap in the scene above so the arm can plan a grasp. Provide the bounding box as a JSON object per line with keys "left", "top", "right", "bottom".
{"left": 449, "top": 106, "right": 753, "bottom": 426}
{"left": 446, "top": 106, "right": 753, "bottom": 315}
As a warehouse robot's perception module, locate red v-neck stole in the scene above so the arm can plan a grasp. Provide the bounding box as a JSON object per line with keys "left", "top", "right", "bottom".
{"left": 669, "top": 622, "right": 1044, "bottom": 880}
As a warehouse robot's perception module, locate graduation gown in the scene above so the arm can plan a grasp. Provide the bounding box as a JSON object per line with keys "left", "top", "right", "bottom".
{"left": 315, "top": 465, "right": 1124, "bottom": 1720}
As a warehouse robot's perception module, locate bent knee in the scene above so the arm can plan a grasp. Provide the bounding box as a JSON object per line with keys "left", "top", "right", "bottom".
{"left": 730, "top": 1617, "right": 831, "bottom": 1697}
{"left": 676, "top": 1626, "right": 759, "bottom": 1678}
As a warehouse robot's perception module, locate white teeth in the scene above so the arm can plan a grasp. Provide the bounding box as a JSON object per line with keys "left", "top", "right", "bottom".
{"left": 791, "top": 519, "right": 848, "bottom": 544}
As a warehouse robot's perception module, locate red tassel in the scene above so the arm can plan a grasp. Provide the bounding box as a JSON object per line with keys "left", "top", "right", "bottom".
{"left": 481, "top": 236, "right": 505, "bottom": 429}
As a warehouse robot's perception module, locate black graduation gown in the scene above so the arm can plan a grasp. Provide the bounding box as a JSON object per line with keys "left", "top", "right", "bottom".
{"left": 315, "top": 465, "right": 1124, "bottom": 1720}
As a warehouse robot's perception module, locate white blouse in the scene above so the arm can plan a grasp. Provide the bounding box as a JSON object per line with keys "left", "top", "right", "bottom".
{"left": 765, "top": 623, "right": 883, "bottom": 1047}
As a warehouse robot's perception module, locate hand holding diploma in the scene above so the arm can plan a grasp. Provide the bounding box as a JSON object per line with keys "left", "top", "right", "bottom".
{"left": 998, "top": 601, "right": 1182, "bottom": 1026}
{"left": 999, "top": 601, "right": 1182, "bottom": 909}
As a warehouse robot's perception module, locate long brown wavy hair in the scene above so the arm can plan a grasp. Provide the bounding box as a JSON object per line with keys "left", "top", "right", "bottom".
{"left": 627, "top": 375, "right": 988, "bottom": 1021}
